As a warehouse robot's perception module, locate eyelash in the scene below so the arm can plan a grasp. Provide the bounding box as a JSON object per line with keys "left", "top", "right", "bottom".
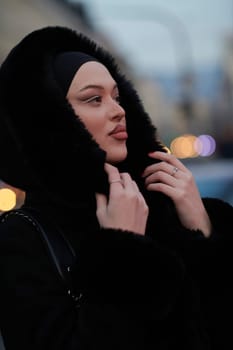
{"left": 115, "top": 95, "right": 121, "bottom": 104}
{"left": 85, "top": 95, "right": 121, "bottom": 104}
{"left": 86, "top": 96, "right": 101, "bottom": 104}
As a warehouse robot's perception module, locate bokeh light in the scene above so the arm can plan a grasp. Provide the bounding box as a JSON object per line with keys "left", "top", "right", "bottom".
{"left": 194, "top": 134, "right": 216, "bottom": 156}
{"left": 0, "top": 188, "right": 16, "bottom": 211}
{"left": 170, "top": 134, "right": 216, "bottom": 159}
{"left": 163, "top": 146, "right": 171, "bottom": 154}
{"left": 170, "top": 134, "right": 199, "bottom": 158}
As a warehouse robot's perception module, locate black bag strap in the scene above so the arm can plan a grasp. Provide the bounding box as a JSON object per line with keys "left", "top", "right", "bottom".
{"left": 1, "top": 207, "right": 82, "bottom": 306}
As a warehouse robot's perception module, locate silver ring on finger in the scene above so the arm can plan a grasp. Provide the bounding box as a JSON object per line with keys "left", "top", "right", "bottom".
{"left": 171, "top": 166, "right": 179, "bottom": 177}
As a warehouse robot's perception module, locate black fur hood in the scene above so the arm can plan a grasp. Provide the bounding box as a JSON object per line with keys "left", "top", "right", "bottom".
{"left": 0, "top": 26, "right": 165, "bottom": 208}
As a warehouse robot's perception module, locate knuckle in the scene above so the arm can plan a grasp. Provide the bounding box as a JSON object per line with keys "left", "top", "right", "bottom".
{"left": 169, "top": 154, "right": 176, "bottom": 162}
{"left": 160, "top": 162, "right": 167, "bottom": 171}
{"left": 115, "top": 191, "right": 124, "bottom": 200}
{"left": 184, "top": 175, "right": 193, "bottom": 189}
{"left": 157, "top": 170, "right": 165, "bottom": 178}
{"left": 128, "top": 191, "right": 137, "bottom": 201}
{"left": 144, "top": 204, "right": 149, "bottom": 215}
{"left": 96, "top": 208, "right": 104, "bottom": 218}
{"left": 121, "top": 172, "right": 130, "bottom": 177}
{"left": 176, "top": 189, "right": 186, "bottom": 202}
{"left": 186, "top": 170, "right": 193, "bottom": 180}
{"left": 153, "top": 183, "right": 163, "bottom": 191}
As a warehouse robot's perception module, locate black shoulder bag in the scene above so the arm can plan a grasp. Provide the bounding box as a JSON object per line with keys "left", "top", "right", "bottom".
{"left": 0, "top": 207, "right": 82, "bottom": 307}
{"left": 0, "top": 207, "right": 83, "bottom": 350}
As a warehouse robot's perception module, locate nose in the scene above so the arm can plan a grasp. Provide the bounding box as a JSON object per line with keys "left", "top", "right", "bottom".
{"left": 109, "top": 99, "right": 125, "bottom": 121}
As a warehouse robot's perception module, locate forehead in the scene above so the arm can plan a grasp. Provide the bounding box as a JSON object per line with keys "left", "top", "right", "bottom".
{"left": 71, "top": 61, "right": 116, "bottom": 88}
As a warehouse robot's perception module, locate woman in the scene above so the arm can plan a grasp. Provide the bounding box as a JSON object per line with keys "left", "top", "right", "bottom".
{"left": 0, "top": 26, "right": 232, "bottom": 350}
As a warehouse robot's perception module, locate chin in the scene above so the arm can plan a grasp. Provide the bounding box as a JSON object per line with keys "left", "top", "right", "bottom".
{"left": 106, "top": 149, "right": 128, "bottom": 164}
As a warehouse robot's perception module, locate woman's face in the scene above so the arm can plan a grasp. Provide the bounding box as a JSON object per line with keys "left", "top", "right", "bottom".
{"left": 66, "top": 61, "right": 127, "bottom": 164}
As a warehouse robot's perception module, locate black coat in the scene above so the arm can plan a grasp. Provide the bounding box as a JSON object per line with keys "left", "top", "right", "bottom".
{"left": 0, "top": 26, "right": 233, "bottom": 350}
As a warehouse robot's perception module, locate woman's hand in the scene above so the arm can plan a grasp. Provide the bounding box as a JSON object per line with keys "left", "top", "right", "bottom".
{"left": 142, "top": 151, "right": 212, "bottom": 237}
{"left": 96, "top": 163, "right": 149, "bottom": 236}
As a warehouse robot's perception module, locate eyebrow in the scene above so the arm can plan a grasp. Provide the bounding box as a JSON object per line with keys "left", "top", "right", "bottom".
{"left": 79, "top": 83, "right": 118, "bottom": 92}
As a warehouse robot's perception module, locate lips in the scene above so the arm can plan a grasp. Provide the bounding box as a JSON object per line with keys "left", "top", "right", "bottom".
{"left": 109, "top": 125, "right": 128, "bottom": 140}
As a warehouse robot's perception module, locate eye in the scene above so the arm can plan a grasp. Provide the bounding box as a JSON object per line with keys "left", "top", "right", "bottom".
{"left": 114, "top": 95, "right": 121, "bottom": 104}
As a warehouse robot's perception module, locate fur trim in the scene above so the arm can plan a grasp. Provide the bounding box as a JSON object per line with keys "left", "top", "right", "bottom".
{"left": 0, "top": 26, "right": 165, "bottom": 207}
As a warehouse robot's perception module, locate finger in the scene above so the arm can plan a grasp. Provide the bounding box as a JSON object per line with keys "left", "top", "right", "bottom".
{"left": 146, "top": 182, "right": 178, "bottom": 199}
{"left": 170, "top": 166, "right": 180, "bottom": 177}
{"left": 132, "top": 180, "right": 140, "bottom": 192}
{"left": 95, "top": 193, "right": 107, "bottom": 209}
{"left": 153, "top": 162, "right": 181, "bottom": 178}
{"left": 104, "top": 163, "right": 120, "bottom": 180}
{"left": 120, "top": 172, "right": 134, "bottom": 190}
{"left": 148, "top": 151, "right": 187, "bottom": 172}
{"left": 104, "top": 163, "right": 122, "bottom": 186}
{"left": 144, "top": 171, "right": 177, "bottom": 187}
{"left": 142, "top": 161, "right": 182, "bottom": 179}
{"left": 132, "top": 181, "right": 148, "bottom": 206}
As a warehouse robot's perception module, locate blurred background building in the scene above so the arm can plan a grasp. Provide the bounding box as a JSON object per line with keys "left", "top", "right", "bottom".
{"left": 0, "top": 0, "right": 233, "bottom": 211}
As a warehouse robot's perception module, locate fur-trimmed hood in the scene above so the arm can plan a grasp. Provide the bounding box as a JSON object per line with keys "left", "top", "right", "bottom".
{"left": 0, "top": 26, "right": 165, "bottom": 208}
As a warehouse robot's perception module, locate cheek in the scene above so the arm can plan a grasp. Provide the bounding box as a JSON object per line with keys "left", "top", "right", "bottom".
{"left": 76, "top": 110, "right": 100, "bottom": 132}
{"left": 73, "top": 107, "right": 107, "bottom": 145}
{"left": 90, "top": 127, "right": 107, "bottom": 149}
{"left": 80, "top": 116, "right": 106, "bottom": 145}
{"left": 85, "top": 119, "right": 103, "bottom": 135}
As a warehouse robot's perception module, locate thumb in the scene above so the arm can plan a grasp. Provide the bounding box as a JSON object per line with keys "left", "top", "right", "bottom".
{"left": 95, "top": 192, "right": 107, "bottom": 211}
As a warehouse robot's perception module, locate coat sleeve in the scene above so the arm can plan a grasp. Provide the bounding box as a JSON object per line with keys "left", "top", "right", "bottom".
{"left": 144, "top": 195, "right": 233, "bottom": 274}
{"left": 146, "top": 195, "right": 233, "bottom": 348}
